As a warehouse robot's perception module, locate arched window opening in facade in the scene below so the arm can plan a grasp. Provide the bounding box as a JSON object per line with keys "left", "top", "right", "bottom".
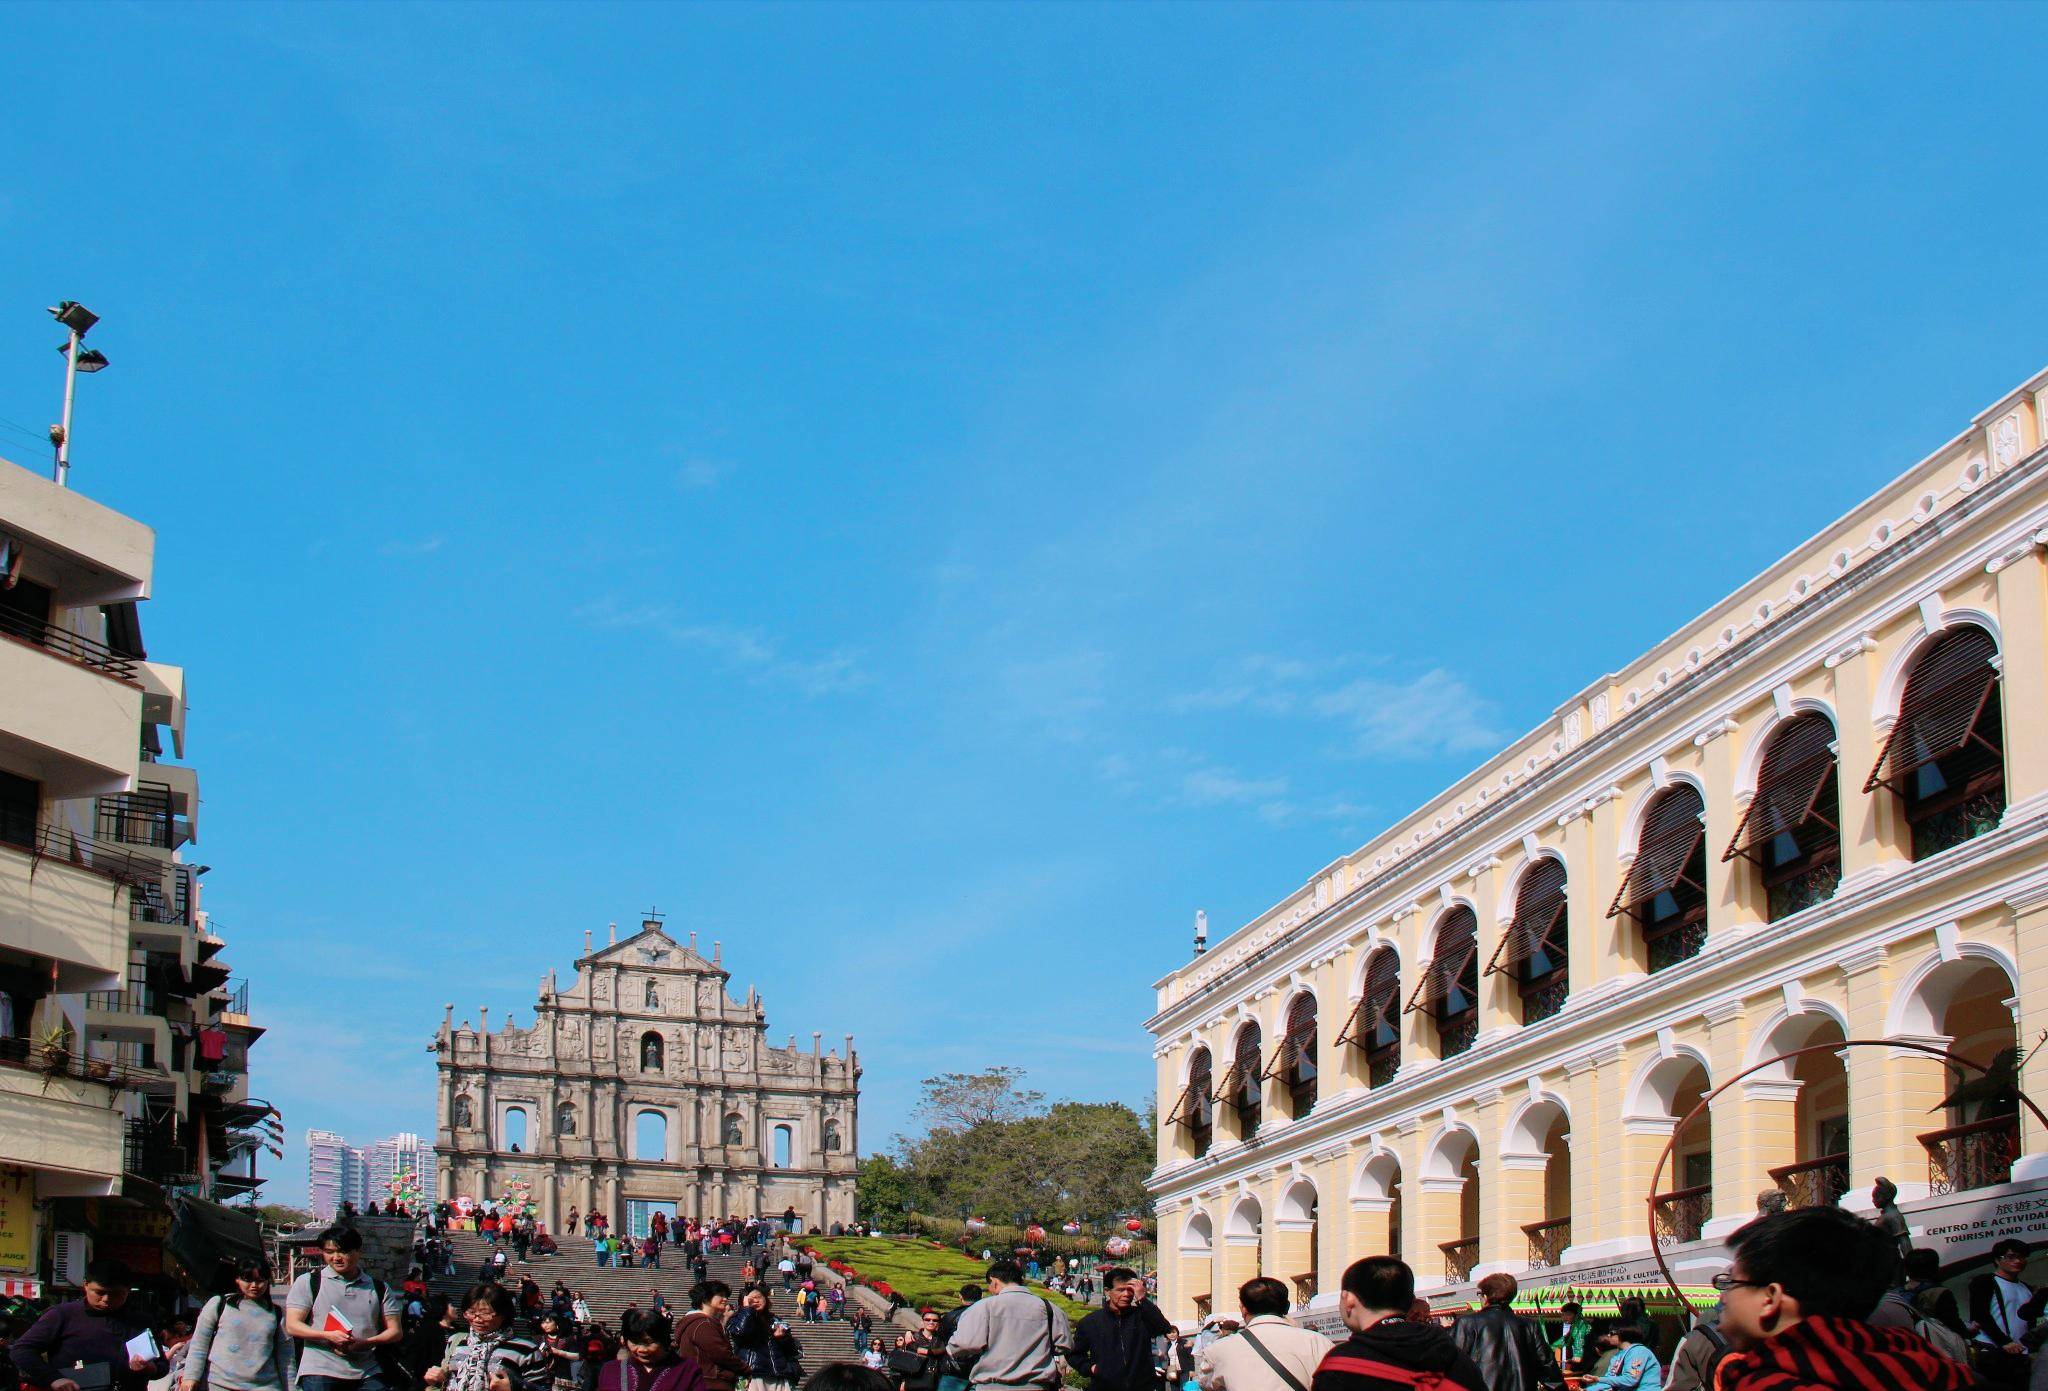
{"left": 1337, "top": 949, "right": 1401, "bottom": 1089}
{"left": 1868, "top": 625, "right": 2005, "bottom": 860}
{"left": 1726, "top": 713, "right": 1841, "bottom": 921}
{"left": 639, "top": 1031, "right": 664, "bottom": 1072}
{"left": 503, "top": 1106, "right": 528, "bottom": 1152}
{"left": 1167, "top": 1048, "right": 1215, "bottom": 1158}
{"left": 1902, "top": 957, "right": 2021, "bottom": 1193}
{"left": 1407, "top": 907, "right": 1478, "bottom": 1059}
{"left": 772, "top": 1124, "right": 794, "bottom": 1169}
{"left": 1265, "top": 993, "right": 1318, "bottom": 1120}
{"left": 555, "top": 1101, "right": 576, "bottom": 1136}
{"left": 1611, "top": 784, "right": 1709, "bottom": 972}
{"left": 1487, "top": 859, "right": 1569, "bottom": 1025}
{"left": 632, "top": 1109, "right": 667, "bottom": 1162}
{"left": 1220, "top": 1025, "right": 1263, "bottom": 1137}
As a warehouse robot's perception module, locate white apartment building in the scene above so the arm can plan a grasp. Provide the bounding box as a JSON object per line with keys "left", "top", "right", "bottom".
{"left": 0, "top": 451, "right": 269, "bottom": 1294}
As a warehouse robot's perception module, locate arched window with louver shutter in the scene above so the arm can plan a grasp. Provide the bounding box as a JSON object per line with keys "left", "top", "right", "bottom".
{"left": 1725, "top": 712, "right": 1841, "bottom": 922}
{"left": 1611, "top": 783, "right": 1708, "bottom": 972}
{"left": 1264, "top": 992, "right": 1318, "bottom": 1119}
{"left": 1222, "top": 1024, "right": 1264, "bottom": 1136}
{"left": 1406, "top": 907, "right": 1479, "bottom": 1059}
{"left": 1486, "top": 858, "right": 1569, "bottom": 1025}
{"left": 1338, "top": 948, "right": 1402, "bottom": 1088}
{"left": 1167, "top": 1048, "right": 1215, "bottom": 1158}
{"left": 1867, "top": 625, "right": 2004, "bottom": 860}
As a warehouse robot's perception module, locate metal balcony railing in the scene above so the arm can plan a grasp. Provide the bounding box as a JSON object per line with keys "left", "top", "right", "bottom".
{"left": 1523, "top": 1217, "right": 1570, "bottom": 1269}
{"left": 0, "top": 814, "right": 163, "bottom": 888}
{"left": 1770, "top": 1153, "right": 1851, "bottom": 1210}
{"left": 124, "top": 1121, "right": 198, "bottom": 1186}
{"left": 1921, "top": 1115, "right": 2019, "bottom": 1195}
{"left": 96, "top": 785, "right": 174, "bottom": 848}
{"left": 1653, "top": 1185, "right": 1712, "bottom": 1245}
{"left": 0, "top": 1037, "right": 150, "bottom": 1087}
{"left": 220, "top": 979, "right": 249, "bottom": 1016}
{"left": 0, "top": 606, "right": 139, "bottom": 680}
{"left": 1439, "top": 1236, "right": 1479, "bottom": 1285}
{"left": 85, "top": 989, "right": 159, "bottom": 1016}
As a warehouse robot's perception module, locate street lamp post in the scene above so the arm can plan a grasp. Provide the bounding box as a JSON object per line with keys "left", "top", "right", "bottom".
{"left": 47, "top": 301, "right": 108, "bottom": 488}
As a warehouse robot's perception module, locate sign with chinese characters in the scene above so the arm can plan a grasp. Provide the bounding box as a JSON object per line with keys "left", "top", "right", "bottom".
{"left": 1908, "top": 1179, "right": 2048, "bottom": 1266}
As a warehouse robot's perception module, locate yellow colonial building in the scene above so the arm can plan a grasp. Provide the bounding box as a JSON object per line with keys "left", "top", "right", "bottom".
{"left": 1146, "top": 366, "right": 2048, "bottom": 1327}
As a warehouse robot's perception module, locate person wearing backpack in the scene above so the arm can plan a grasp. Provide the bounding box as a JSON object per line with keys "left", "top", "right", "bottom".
{"left": 1868, "top": 1248, "right": 1970, "bottom": 1366}
{"left": 1311, "top": 1258, "right": 1485, "bottom": 1391}
{"left": 284, "top": 1226, "right": 407, "bottom": 1391}
{"left": 1191, "top": 1278, "right": 1327, "bottom": 1391}
{"left": 183, "top": 1258, "right": 296, "bottom": 1391}
{"left": 1663, "top": 1308, "right": 1727, "bottom": 1391}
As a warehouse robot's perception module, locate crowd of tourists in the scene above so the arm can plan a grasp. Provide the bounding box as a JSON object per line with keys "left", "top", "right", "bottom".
{"left": 6, "top": 1195, "right": 2044, "bottom": 1391}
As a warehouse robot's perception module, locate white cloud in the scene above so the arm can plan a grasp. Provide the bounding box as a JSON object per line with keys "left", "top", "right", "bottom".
{"left": 671, "top": 457, "right": 731, "bottom": 492}
{"left": 1178, "top": 764, "right": 1289, "bottom": 808}
{"left": 1313, "top": 668, "right": 1505, "bottom": 758}
{"left": 575, "top": 598, "right": 868, "bottom": 697}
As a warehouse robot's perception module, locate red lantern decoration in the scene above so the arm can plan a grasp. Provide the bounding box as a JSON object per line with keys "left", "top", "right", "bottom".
{"left": 1061, "top": 1221, "right": 1082, "bottom": 1236}
{"left": 1025, "top": 1224, "right": 1046, "bottom": 1244}
{"left": 1124, "top": 1218, "right": 1143, "bottom": 1233}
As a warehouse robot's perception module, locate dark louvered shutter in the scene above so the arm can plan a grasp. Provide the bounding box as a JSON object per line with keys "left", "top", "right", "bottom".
{"left": 1866, "top": 626, "right": 2002, "bottom": 793}
{"left": 1725, "top": 713, "right": 1838, "bottom": 864}
{"left": 1610, "top": 785, "right": 1708, "bottom": 917}
{"left": 1487, "top": 859, "right": 1568, "bottom": 975}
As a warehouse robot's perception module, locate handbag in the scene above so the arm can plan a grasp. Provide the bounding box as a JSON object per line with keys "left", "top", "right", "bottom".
{"left": 887, "top": 1349, "right": 933, "bottom": 1377}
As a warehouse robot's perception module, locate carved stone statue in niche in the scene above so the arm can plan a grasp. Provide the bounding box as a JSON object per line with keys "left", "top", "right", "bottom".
{"left": 642, "top": 1033, "right": 665, "bottom": 1071}
{"left": 453, "top": 1094, "right": 474, "bottom": 1128}
{"left": 645, "top": 979, "right": 660, "bottom": 1009}
{"left": 723, "top": 1113, "right": 745, "bottom": 1146}
{"left": 557, "top": 1102, "right": 576, "bottom": 1135}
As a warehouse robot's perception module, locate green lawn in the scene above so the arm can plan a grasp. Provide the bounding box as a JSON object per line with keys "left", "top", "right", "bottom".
{"left": 805, "top": 1237, "right": 1093, "bottom": 1320}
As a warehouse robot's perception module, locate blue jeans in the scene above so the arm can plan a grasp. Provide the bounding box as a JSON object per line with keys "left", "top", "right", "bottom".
{"left": 302, "top": 1376, "right": 386, "bottom": 1391}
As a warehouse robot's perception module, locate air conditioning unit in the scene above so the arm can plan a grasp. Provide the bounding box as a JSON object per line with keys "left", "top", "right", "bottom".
{"left": 52, "top": 1231, "right": 88, "bottom": 1288}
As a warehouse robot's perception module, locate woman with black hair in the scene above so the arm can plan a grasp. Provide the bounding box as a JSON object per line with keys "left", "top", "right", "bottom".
{"left": 182, "top": 1259, "right": 295, "bottom": 1391}
{"left": 597, "top": 1313, "right": 706, "bottom": 1391}
{"left": 426, "top": 1286, "right": 549, "bottom": 1391}
{"left": 725, "top": 1288, "right": 801, "bottom": 1391}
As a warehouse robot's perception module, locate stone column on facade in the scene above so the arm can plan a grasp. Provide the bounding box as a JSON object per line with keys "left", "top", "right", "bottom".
{"left": 1699, "top": 717, "right": 1765, "bottom": 935}
{"left": 1565, "top": 806, "right": 1609, "bottom": 992}
{"left": 1156, "top": 1208, "right": 1190, "bottom": 1322}
{"left": 1257, "top": 990, "right": 1288, "bottom": 1133}
{"left": 1701, "top": 1001, "right": 1750, "bottom": 1242}
{"left": 2006, "top": 896, "right": 2048, "bottom": 1171}
{"left": 1471, "top": 861, "right": 1513, "bottom": 1040}
{"left": 1993, "top": 547, "right": 2048, "bottom": 809}
{"left": 1270, "top": 1175, "right": 1314, "bottom": 1300}
{"left": 1415, "top": 1174, "right": 1466, "bottom": 1289}
{"left": 1310, "top": 1148, "right": 1347, "bottom": 1300}
{"left": 1560, "top": 1047, "right": 1611, "bottom": 1258}
{"left": 541, "top": 1173, "right": 558, "bottom": 1231}
{"left": 1395, "top": 907, "right": 1431, "bottom": 1069}
{"left": 1469, "top": 1090, "right": 1512, "bottom": 1277}
{"left": 1156, "top": 1043, "right": 1182, "bottom": 1170}
{"left": 1829, "top": 639, "right": 1911, "bottom": 879}
{"left": 1837, "top": 945, "right": 1941, "bottom": 1200}
{"left": 1220, "top": 1209, "right": 1262, "bottom": 1293}
{"left": 1328, "top": 945, "right": 1367, "bottom": 1094}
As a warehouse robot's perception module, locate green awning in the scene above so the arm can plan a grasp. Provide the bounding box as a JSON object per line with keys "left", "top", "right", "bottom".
{"left": 1497, "top": 1284, "right": 1722, "bottom": 1317}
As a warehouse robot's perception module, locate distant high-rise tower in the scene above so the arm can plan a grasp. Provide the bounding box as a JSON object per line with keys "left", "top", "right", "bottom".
{"left": 306, "top": 1129, "right": 356, "bottom": 1221}
{"left": 363, "top": 1132, "right": 435, "bottom": 1208}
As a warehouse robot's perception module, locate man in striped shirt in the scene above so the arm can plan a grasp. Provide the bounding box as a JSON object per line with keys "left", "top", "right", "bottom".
{"left": 1309, "top": 1260, "right": 1484, "bottom": 1391}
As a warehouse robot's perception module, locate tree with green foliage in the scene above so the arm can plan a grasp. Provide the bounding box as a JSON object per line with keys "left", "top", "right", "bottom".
{"left": 854, "top": 1153, "right": 918, "bottom": 1224}
{"left": 914, "top": 1067, "right": 1043, "bottom": 1133}
{"left": 868, "top": 1068, "right": 1152, "bottom": 1227}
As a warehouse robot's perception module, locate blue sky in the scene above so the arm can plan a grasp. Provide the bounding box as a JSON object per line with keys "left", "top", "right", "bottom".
{"left": 4, "top": 2, "right": 2047, "bottom": 1206}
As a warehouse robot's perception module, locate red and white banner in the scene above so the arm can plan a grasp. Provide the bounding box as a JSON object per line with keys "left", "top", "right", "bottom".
{"left": 1, "top": 1277, "right": 41, "bottom": 1298}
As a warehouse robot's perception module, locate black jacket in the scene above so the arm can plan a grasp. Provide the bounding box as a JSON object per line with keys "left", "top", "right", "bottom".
{"left": 1068, "top": 1302, "right": 1174, "bottom": 1391}
{"left": 1313, "top": 1319, "right": 1486, "bottom": 1391}
{"left": 1447, "top": 1306, "right": 1562, "bottom": 1391}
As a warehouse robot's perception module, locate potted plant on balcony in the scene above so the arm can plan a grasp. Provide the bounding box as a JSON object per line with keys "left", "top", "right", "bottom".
{"left": 36, "top": 1024, "right": 73, "bottom": 1078}
{"left": 84, "top": 1055, "right": 113, "bottom": 1081}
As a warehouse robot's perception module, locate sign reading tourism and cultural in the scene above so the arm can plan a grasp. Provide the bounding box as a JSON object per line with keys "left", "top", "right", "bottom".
{"left": 0, "top": 1169, "right": 35, "bottom": 1273}
{"left": 1909, "top": 1179, "right": 2048, "bottom": 1265}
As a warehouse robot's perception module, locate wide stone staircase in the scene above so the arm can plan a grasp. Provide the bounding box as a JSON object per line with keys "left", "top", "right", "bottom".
{"left": 427, "top": 1228, "right": 883, "bottom": 1371}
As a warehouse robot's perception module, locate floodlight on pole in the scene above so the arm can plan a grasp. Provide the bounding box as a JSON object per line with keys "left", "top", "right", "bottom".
{"left": 45, "top": 300, "right": 106, "bottom": 488}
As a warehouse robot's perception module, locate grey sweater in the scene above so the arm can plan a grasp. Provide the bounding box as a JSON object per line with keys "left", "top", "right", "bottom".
{"left": 186, "top": 1296, "right": 296, "bottom": 1391}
